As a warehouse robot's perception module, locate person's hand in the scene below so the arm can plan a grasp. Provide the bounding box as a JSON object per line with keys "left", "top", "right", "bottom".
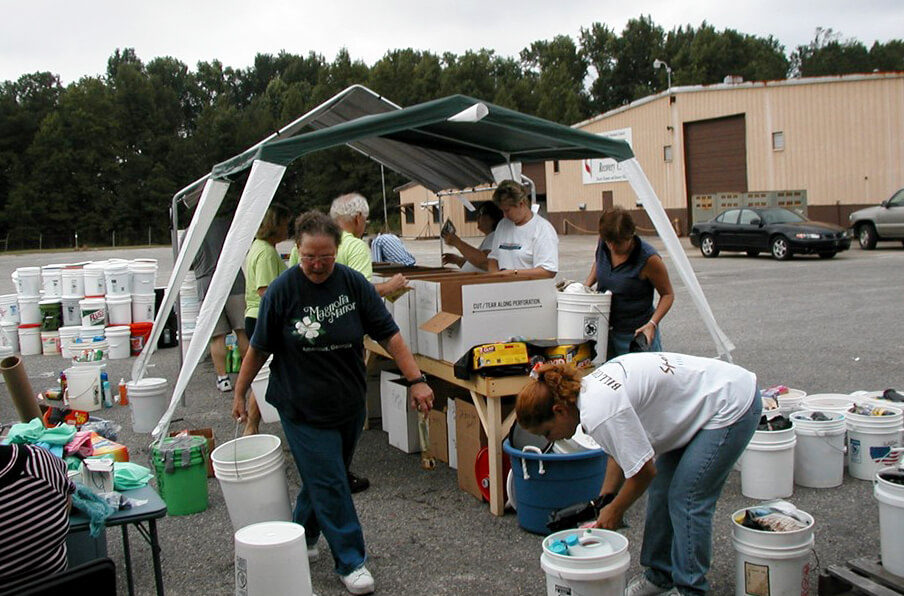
{"left": 441, "top": 230, "right": 460, "bottom": 245}
{"left": 593, "top": 504, "right": 624, "bottom": 530}
{"left": 442, "top": 253, "right": 465, "bottom": 267}
{"left": 409, "top": 381, "right": 434, "bottom": 413}
{"left": 232, "top": 392, "right": 247, "bottom": 424}
{"left": 386, "top": 273, "right": 407, "bottom": 293}
{"left": 634, "top": 321, "right": 657, "bottom": 345}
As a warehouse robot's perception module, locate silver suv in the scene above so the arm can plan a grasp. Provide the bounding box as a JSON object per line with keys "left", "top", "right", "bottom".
{"left": 849, "top": 188, "right": 904, "bottom": 249}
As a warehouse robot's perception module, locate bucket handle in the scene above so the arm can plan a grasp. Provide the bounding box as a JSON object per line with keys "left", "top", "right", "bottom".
{"left": 811, "top": 430, "right": 848, "bottom": 454}
{"left": 520, "top": 445, "right": 545, "bottom": 480}
{"left": 592, "top": 304, "right": 610, "bottom": 324}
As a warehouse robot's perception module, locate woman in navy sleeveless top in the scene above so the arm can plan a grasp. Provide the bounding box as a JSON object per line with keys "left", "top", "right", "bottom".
{"left": 584, "top": 207, "right": 674, "bottom": 358}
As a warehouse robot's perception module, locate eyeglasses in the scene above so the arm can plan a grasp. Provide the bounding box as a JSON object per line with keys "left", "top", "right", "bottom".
{"left": 300, "top": 255, "right": 336, "bottom": 264}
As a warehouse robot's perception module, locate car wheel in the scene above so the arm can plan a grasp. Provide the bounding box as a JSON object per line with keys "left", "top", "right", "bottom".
{"left": 857, "top": 223, "right": 878, "bottom": 250}
{"left": 700, "top": 234, "right": 719, "bottom": 258}
{"left": 746, "top": 250, "right": 760, "bottom": 257}
{"left": 771, "top": 236, "right": 792, "bottom": 260}
{"left": 818, "top": 252, "right": 837, "bottom": 259}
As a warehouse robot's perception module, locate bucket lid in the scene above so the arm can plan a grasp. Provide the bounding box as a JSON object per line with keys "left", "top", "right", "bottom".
{"left": 234, "top": 521, "right": 305, "bottom": 546}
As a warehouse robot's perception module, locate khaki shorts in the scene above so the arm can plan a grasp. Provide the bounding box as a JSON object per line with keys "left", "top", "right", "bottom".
{"left": 212, "top": 294, "right": 246, "bottom": 336}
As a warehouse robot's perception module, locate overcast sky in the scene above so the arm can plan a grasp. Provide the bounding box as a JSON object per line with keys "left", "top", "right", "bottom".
{"left": 2, "top": 0, "right": 902, "bottom": 85}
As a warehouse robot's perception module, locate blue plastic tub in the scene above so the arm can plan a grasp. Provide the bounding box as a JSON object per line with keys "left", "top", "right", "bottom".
{"left": 503, "top": 438, "right": 607, "bottom": 535}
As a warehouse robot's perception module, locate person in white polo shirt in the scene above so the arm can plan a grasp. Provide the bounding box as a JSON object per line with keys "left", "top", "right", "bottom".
{"left": 517, "top": 352, "right": 762, "bottom": 596}
{"left": 487, "top": 179, "right": 558, "bottom": 278}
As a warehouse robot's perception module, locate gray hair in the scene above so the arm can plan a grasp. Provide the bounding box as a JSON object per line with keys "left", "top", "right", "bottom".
{"left": 329, "top": 193, "right": 370, "bottom": 222}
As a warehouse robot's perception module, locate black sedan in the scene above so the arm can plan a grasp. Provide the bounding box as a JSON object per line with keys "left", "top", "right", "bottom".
{"left": 689, "top": 207, "right": 851, "bottom": 260}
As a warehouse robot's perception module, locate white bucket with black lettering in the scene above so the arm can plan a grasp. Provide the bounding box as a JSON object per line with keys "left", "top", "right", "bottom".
{"left": 874, "top": 467, "right": 904, "bottom": 576}
{"left": 65, "top": 365, "right": 102, "bottom": 412}
{"left": 104, "top": 261, "right": 131, "bottom": 296}
{"left": 105, "top": 295, "right": 132, "bottom": 326}
{"left": 82, "top": 262, "right": 107, "bottom": 297}
{"left": 41, "top": 266, "right": 62, "bottom": 297}
{"left": 846, "top": 405, "right": 903, "bottom": 481}
{"left": 540, "top": 528, "right": 630, "bottom": 596}
{"left": 731, "top": 508, "right": 814, "bottom": 596}
{"left": 234, "top": 521, "right": 313, "bottom": 596}
{"left": 791, "top": 410, "right": 846, "bottom": 488}
{"left": 61, "top": 296, "right": 82, "bottom": 327}
{"left": 131, "top": 293, "right": 155, "bottom": 323}
{"left": 250, "top": 357, "right": 280, "bottom": 423}
{"left": 79, "top": 298, "right": 107, "bottom": 327}
{"left": 129, "top": 260, "right": 158, "bottom": 296}
{"left": 212, "top": 434, "right": 292, "bottom": 532}
{"left": 61, "top": 268, "right": 85, "bottom": 297}
{"left": 14, "top": 267, "right": 41, "bottom": 297}
{"left": 741, "top": 426, "right": 796, "bottom": 499}
{"left": 556, "top": 290, "right": 611, "bottom": 364}
{"left": 105, "top": 325, "right": 131, "bottom": 360}
{"left": 126, "top": 377, "right": 169, "bottom": 433}
{"left": 0, "top": 294, "right": 20, "bottom": 324}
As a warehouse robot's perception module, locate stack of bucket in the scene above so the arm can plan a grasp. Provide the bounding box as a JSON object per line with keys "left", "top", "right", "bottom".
{"left": 129, "top": 258, "right": 157, "bottom": 357}
{"left": 13, "top": 267, "right": 42, "bottom": 355}
{"left": 59, "top": 264, "right": 86, "bottom": 359}
{"left": 179, "top": 271, "right": 199, "bottom": 359}
{"left": 0, "top": 293, "right": 19, "bottom": 353}
{"left": 39, "top": 266, "right": 63, "bottom": 355}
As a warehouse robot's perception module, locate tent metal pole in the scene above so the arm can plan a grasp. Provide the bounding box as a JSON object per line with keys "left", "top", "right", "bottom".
{"left": 381, "top": 165, "right": 388, "bottom": 233}
{"left": 169, "top": 195, "right": 186, "bottom": 405}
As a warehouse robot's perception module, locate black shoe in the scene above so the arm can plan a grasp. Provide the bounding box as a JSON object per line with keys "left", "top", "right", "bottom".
{"left": 348, "top": 472, "right": 370, "bottom": 494}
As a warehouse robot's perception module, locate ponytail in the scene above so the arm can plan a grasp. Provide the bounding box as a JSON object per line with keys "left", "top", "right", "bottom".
{"left": 516, "top": 363, "right": 582, "bottom": 429}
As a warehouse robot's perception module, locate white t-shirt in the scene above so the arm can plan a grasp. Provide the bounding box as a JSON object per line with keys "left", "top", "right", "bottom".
{"left": 461, "top": 232, "right": 495, "bottom": 273}
{"left": 578, "top": 352, "right": 757, "bottom": 478}
{"left": 489, "top": 215, "right": 558, "bottom": 273}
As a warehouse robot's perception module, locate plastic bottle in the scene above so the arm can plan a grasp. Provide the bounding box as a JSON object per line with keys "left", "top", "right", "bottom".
{"left": 100, "top": 371, "right": 113, "bottom": 408}
{"left": 230, "top": 345, "right": 242, "bottom": 373}
{"left": 225, "top": 344, "right": 234, "bottom": 373}
{"left": 118, "top": 378, "right": 129, "bottom": 405}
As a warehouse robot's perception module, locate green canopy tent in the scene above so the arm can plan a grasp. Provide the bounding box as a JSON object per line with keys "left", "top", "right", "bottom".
{"left": 142, "top": 87, "right": 733, "bottom": 440}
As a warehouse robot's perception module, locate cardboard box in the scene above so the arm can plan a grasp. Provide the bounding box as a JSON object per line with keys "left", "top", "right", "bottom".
{"left": 455, "top": 398, "right": 487, "bottom": 500}
{"left": 169, "top": 428, "right": 215, "bottom": 477}
{"left": 447, "top": 399, "right": 457, "bottom": 469}
{"left": 83, "top": 458, "right": 115, "bottom": 494}
{"left": 418, "top": 276, "right": 558, "bottom": 362}
{"left": 427, "top": 407, "right": 448, "bottom": 463}
{"left": 382, "top": 372, "right": 420, "bottom": 453}
{"left": 90, "top": 432, "right": 130, "bottom": 462}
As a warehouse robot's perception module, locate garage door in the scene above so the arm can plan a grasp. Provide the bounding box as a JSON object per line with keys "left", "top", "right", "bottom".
{"left": 684, "top": 114, "right": 747, "bottom": 218}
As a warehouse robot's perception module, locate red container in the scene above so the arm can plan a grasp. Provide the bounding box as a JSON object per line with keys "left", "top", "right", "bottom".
{"left": 129, "top": 322, "right": 154, "bottom": 356}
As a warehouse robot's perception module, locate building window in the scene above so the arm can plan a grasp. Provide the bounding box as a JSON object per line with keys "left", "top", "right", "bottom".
{"left": 663, "top": 145, "right": 673, "bottom": 162}
{"left": 402, "top": 203, "right": 414, "bottom": 224}
{"left": 553, "top": 160, "right": 560, "bottom": 173}
{"left": 431, "top": 205, "right": 441, "bottom": 223}
{"left": 772, "top": 131, "right": 785, "bottom": 151}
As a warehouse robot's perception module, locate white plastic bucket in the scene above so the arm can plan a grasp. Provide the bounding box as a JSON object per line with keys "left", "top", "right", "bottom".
{"left": 18, "top": 295, "right": 41, "bottom": 325}
{"left": 127, "top": 377, "right": 169, "bottom": 433}
{"left": 791, "top": 410, "right": 846, "bottom": 488}
{"left": 740, "top": 427, "right": 796, "bottom": 499}
{"left": 14, "top": 267, "right": 41, "bottom": 297}
{"left": 65, "top": 365, "right": 103, "bottom": 411}
{"left": 0, "top": 294, "right": 20, "bottom": 324}
{"left": 234, "top": 521, "right": 313, "bottom": 596}
{"left": 212, "top": 434, "right": 293, "bottom": 532}
{"left": 556, "top": 291, "right": 611, "bottom": 364}
{"left": 777, "top": 388, "right": 807, "bottom": 416}
{"left": 69, "top": 338, "right": 108, "bottom": 364}
{"left": 129, "top": 260, "right": 158, "bottom": 296}
{"left": 79, "top": 325, "right": 102, "bottom": 341}
{"left": 250, "top": 357, "right": 280, "bottom": 424}
{"left": 58, "top": 326, "right": 81, "bottom": 359}
{"left": 61, "top": 296, "right": 82, "bottom": 327}
{"left": 180, "top": 301, "right": 200, "bottom": 330}
{"left": 18, "top": 325, "right": 41, "bottom": 355}
{"left": 800, "top": 394, "right": 855, "bottom": 416}
{"left": 105, "top": 295, "right": 132, "bottom": 326}
{"left": 61, "top": 268, "right": 85, "bottom": 298}
{"left": 540, "top": 528, "right": 630, "bottom": 596}
{"left": 875, "top": 467, "right": 904, "bottom": 576}
{"left": 105, "top": 325, "right": 131, "bottom": 359}
{"left": 104, "top": 261, "right": 131, "bottom": 296}
{"left": 846, "top": 405, "right": 903, "bottom": 481}
{"left": 180, "top": 329, "right": 194, "bottom": 359}
{"left": 1, "top": 322, "right": 19, "bottom": 353}
{"left": 41, "top": 331, "right": 60, "bottom": 355}
{"left": 79, "top": 298, "right": 107, "bottom": 327}
{"left": 731, "top": 508, "right": 814, "bottom": 596}
{"left": 82, "top": 262, "right": 107, "bottom": 297}
{"left": 41, "top": 266, "right": 62, "bottom": 297}
{"left": 131, "top": 293, "right": 155, "bottom": 323}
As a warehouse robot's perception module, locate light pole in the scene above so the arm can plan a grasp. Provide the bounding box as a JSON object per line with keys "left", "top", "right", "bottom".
{"left": 653, "top": 59, "right": 672, "bottom": 94}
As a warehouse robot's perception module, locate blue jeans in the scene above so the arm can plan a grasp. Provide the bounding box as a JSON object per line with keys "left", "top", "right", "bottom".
{"left": 279, "top": 408, "right": 367, "bottom": 575}
{"left": 608, "top": 326, "right": 662, "bottom": 359}
{"left": 641, "top": 391, "right": 762, "bottom": 595}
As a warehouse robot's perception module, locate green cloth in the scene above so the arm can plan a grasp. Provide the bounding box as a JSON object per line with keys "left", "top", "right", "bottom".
{"left": 337, "top": 230, "right": 373, "bottom": 280}
{"left": 244, "top": 238, "right": 287, "bottom": 319}
{"left": 113, "top": 462, "right": 152, "bottom": 491}
{"left": 5, "top": 418, "right": 76, "bottom": 445}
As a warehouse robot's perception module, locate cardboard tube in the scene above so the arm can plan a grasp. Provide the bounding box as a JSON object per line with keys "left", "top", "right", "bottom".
{"left": 1, "top": 356, "right": 43, "bottom": 424}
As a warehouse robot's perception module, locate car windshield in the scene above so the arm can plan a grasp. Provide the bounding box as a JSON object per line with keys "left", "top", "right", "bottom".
{"left": 760, "top": 208, "right": 806, "bottom": 225}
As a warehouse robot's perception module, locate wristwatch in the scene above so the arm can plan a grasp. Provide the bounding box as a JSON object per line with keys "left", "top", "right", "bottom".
{"left": 404, "top": 373, "right": 428, "bottom": 386}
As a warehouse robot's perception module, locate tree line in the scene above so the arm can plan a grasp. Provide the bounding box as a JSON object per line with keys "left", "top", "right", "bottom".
{"left": 0, "top": 17, "right": 901, "bottom": 250}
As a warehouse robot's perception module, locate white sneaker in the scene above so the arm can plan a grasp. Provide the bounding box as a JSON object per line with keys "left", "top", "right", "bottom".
{"left": 307, "top": 545, "right": 319, "bottom": 561}
{"left": 216, "top": 375, "right": 232, "bottom": 392}
{"left": 340, "top": 565, "right": 374, "bottom": 595}
{"left": 625, "top": 573, "right": 671, "bottom": 596}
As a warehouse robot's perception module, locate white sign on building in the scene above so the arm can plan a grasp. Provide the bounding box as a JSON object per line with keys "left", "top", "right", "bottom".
{"left": 582, "top": 128, "right": 633, "bottom": 184}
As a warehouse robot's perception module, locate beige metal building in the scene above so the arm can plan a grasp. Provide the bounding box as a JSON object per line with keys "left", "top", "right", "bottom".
{"left": 546, "top": 72, "right": 904, "bottom": 236}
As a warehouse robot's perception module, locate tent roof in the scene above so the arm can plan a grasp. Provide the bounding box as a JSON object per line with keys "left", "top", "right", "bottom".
{"left": 211, "top": 93, "right": 634, "bottom": 193}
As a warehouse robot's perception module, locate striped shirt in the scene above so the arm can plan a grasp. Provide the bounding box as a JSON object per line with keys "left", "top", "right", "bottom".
{"left": 0, "top": 444, "right": 75, "bottom": 582}
{"left": 370, "top": 234, "right": 416, "bottom": 266}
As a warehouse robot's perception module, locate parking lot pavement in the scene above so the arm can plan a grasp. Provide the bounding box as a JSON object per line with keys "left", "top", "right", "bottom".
{"left": 1, "top": 235, "right": 902, "bottom": 595}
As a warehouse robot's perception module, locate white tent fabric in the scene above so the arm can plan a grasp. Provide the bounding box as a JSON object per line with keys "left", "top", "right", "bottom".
{"left": 132, "top": 178, "right": 231, "bottom": 381}
{"left": 151, "top": 160, "right": 286, "bottom": 439}
{"left": 621, "top": 158, "right": 735, "bottom": 360}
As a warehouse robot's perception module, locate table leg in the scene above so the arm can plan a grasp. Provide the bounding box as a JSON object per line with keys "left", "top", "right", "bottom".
{"left": 149, "top": 519, "right": 165, "bottom": 596}
{"left": 471, "top": 392, "right": 507, "bottom": 516}
{"left": 121, "top": 525, "right": 135, "bottom": 596}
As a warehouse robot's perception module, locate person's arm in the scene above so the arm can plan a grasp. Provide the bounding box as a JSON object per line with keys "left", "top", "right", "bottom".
{"left": 374, "top": 273, "right": 407, "bottom": 297}
{"left": 379, "top": 332, "right": 434, "bottom": 412}
{"left": 444, "top": 232, "right": 491, "bottom": 270}
{"left": 232, "top": 346, "right": 270, "bottom": 422}
{"left": 584, "top": 262, "right": 597, "bottom": 288}
{"left": 635, "top": 255, "right": 675, "bottom": 343}
{"left": 442, "top": 253, "right": 466, "bottom": 268}
{"left": 496, "top": 266, "right": 555, "bottom": 278}
{"left": 487, "top": 257, "right": 500, "bottom": 273}
{"left": 595, "top": 458, "right": 656, "bottom": 530}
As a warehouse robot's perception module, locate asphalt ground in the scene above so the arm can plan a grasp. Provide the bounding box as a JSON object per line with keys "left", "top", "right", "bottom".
{"left": 0, "top": 234, "right": 902, "bottom": 595}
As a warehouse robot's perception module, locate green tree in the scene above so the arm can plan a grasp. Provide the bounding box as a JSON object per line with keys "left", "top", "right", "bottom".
{"left": 791, "top": 28, "right": 872, "bottom": 76}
